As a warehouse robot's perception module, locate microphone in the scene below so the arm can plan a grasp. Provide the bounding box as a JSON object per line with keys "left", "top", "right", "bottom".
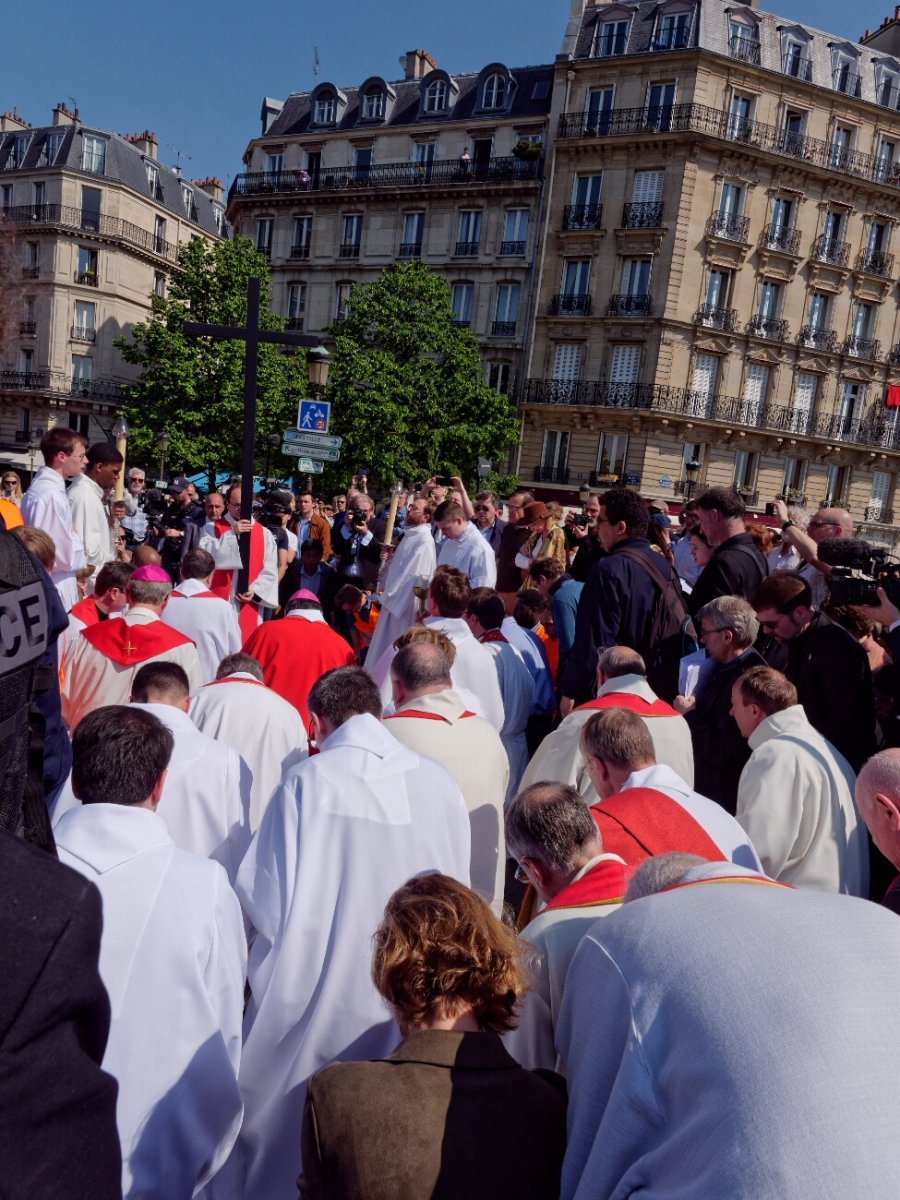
{"left": 816, "top": 537, "right": 872, "bottom": 570}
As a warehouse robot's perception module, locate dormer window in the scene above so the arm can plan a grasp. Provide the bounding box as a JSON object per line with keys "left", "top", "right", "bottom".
{"left": 146, "top": 162, "right": 160, "bottom": 197}
{"left": 9, "top": 133, "right": 32, "bottom": 168}
{"left": 654, "top": 11, "right": 691, "bottom": 51}
{"left": 595, "top": 19, "right": 629, "bottom": 57}
{"left": 780, "top": 28, "right": 813, "bottom": 81}
{"left": 483, "top": 73, "right": 507, "bottom": 109}
{"left": 362, "top": 87, "right": 384, "bottom": 120}
{"left": 42, "top": 132, "right": 63, "bottom": 165}
{"left": 877, "top": 62, "right": 900, "bottom": 109}
{"left": 314, "top": 95, "right": 337, "bottom": 124}
{"left": 82, "top": 135, "right": 106, "bottom": 174}
{"left": 181, "top": 183, "right": 195, "bottom": 220}
{"left": 729, "top": 19, "right": 760, "bottom": 65}
{"left": 831, "top": 46, "right": 861, "bottom": 97}
{"left": 424, "top": 78, "right": 448, "bottom": 113}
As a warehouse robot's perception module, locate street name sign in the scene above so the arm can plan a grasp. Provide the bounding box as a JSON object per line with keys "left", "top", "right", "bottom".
{"left": 282, "top": 429, "right": 343, "bottom": 450}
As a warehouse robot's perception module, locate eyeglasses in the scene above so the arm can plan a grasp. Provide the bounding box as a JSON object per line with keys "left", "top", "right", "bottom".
{"left": 809, "top": 519, "right": 839, "bottom": 530}
{"left": 699, "top": 626, "right": 727, "bottom": 638}
{"left": 473, "top": 505, "right": 492, "bottom": 512}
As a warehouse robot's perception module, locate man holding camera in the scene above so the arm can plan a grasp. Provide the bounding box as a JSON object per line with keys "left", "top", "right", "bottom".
{"left": 565, "top": 491, "right": 606, "bottom": 582}
{"left": 331, "top": 493, "right": 382, "bottom": 591}
{"left": 772, "top": 498, "right": 853, "bottom": 607}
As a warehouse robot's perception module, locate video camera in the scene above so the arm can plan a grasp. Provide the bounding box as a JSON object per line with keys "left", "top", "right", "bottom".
{"left": 818, "top": 537, "right": 900, "bottom": 607}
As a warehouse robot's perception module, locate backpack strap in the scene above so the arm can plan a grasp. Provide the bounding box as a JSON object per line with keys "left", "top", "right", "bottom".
{"left": 613, "top": 544, "right": 694, "bottom": 636}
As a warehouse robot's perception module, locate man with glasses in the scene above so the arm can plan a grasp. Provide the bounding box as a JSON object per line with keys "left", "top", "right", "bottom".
{"left": 21, "top": 427, "right": 87, "bottom": 611}
{"left": 121, "top": 467, "right": 149, "bottom": 548}
{"left": 201, "top": 484, "right": 279, "bottom": 642}
{"left": 496, "top": 489, "right": 534, "bottom": 613}
{"left": 565, "top": 490, "right": 606, "bottom": 582}
{"left": 772, "top": 498, "right": 853, "bottom": 607}
{"left": 471, "top": 490, "right": 506, "bottom": 552}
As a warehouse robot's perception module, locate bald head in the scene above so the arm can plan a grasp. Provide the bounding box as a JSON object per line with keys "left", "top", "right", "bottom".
{"left": 132, "top": 544, "right": 163, "bottom": 568}
{"left": 597, "top": 645, "right": 646, "bottom": 684}
{"left": 856, "top": 750, "right": 900, "bottom": 870}
{"left": 390, "top": 642, "right": 453, "bottom": 708}
{"left": 810, "top": 507, "right": 853, "bottom": 543}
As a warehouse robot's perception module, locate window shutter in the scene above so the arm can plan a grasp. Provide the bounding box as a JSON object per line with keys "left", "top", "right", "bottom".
{"left": 631, "top": 170, "right": 664, "bottom": 204}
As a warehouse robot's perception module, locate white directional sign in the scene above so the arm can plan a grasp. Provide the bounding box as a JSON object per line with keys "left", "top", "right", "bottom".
{"left": 284, "top": 442, "right": 341, "bottom": 462}
{"left": 282, "top": 428, "right": 342, "bottom": 450}
{"left": 281, "top": 443, "right": 325, "bottom": 472}
{"left": 297, "top": 399, "right": 331, "bottom": 432}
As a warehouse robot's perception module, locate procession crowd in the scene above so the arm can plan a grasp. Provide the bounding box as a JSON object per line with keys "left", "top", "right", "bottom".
{"left": 4, "top": 423, "right": 900, "bottom": 1199}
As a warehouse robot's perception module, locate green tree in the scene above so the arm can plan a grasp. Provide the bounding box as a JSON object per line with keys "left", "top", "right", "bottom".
{"left": 321, "top": 260, "right": 520, "bottom": 494}
{"left": 115, "top": 237, "right": 307, "bottom": 487}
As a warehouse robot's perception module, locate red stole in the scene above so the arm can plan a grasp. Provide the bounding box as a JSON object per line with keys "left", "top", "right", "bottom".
{"left": 480, "top": 630, "right": 508, "bottom": 645}
{"left": 384, "top": 709, "right": 477, "bottom": 723}
{"left": 590, "top": 786, "right": 724, "bottom": 867}
{"left": 209, "top": 518, "right": 266, "bottom": 643}
{"left": 576, "top": 692, "right": 678, "bottom": 718}
{"left": 69, "top": 596, "right": 102, "bottom": 627}
{"left": 171, "top": 588, "right": 218, "bottom": 599}
{"left": 543, "top": 858, "right": 627, "bottom": 914}
{"left": 81, "top": 618, "right": 194, "bottom": 667}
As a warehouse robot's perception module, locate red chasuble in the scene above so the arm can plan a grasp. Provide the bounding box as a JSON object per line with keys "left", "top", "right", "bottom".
{"left": 81, "top": 619, "right": 194, "bottom": 667}
{"left": 243, "top": 618, "right": 354, "bottom": 725}
{"left": 590, "top": 786, "right": 725, "bottom": 868}
{"left": 543, "top": 858, "right": 627, "bottom": 914}
{"left": 575, "top": 692, "right": 679, "bottom": 718}
{"left": 69, "top": 596, "right": 102, "bottom": 627}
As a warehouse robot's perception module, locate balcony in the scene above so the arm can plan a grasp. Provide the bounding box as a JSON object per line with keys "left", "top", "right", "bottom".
{"left": 491, "top": 321, "right": 517, "bottom": 337}
{"left": 257, "top": 245, "right": 272, "bottom": 259}
{"left": 286, "top": 317, "right": 305, "bottom": 331}
{"left": 454, "top": 241, "right": 480, "bottom": 257}
{"left": 73, "top": 271, "right": 98, "bottom": 287}
{"left": 397, "top": 242, "right": 422, "bottom": 258}
{"left": 21, "top": 265, "right": 39, "bottom": 279}
{"left": 729, "top": 34, "right": 761, "bottom": 65}
{"left": 549, "top": 293, "right": 592, "bottom": 316}
{"left": 734, "top": 488, "right": 760, "bottom": 506}
{"left": 782, "top": 52, "right": 813, "bottom": 81}
{"left": 532, "top": 464, "right": 570, "bottom": 484}
{"left": 748, "top": 316, "right": 789, "bottom": 341}
{"left": 70, "top": 325, "right": 96, "bottom": 343}
{"left": 759, "top": 226, "right": 801, "bottom": 255}
{"left": 890, "top": 344, "right": 900, "bottom": 365}
{"left": 694, "top": 304, "right": 738, "bottom": 332}
{"left": 500, "top": 240, "right": 526, "bottom": 255}
{"left": 607, "top": 293, "right": 652, "bottom": 317}
{"left": 705, "top": 212, "right": 750, "bottom": 242}
{"left": 450, "top": 318, "right": 470, "bottom": 328}
{"left": 798, "top": 326, "right": 839, "bottom": 353}
{"left": 856, "top": 249, "right": 894, "bottom": 278}
{"left": 338, "top": 243, "right": 360, "bottom": 259}
{"left": 0, "top": 369, "right": 121, "bottom": 402}
{"left": 289, "top": 243, "right": 310, "bottom": 259}
{"left": 229, "top": 155, "right": 542, "bottom": 200}
{"left": 2, "top": 204, "right": 179, "bottom": 262}
{"left": 833, "top": 67, "right": 862, "bottom": 98}
{"left": 810, "top": 236, "right": 850, "bottom": 268}
{"left": 864, "top": 506, "right": 895, "bottom": 523}
{"left": 19, "top": 321, "right": 35, "bottom": 336}
{"left": 621, "top": 201, "right": 663, "bottom": 228}
{"left": 563, "top": 204, "right": 602, "bottom": 231}
{"left": 652, "top": 31, "right": 690, "bottom": 51}
{"left": 843, "top": 335, "right": 882, "bottom": 360}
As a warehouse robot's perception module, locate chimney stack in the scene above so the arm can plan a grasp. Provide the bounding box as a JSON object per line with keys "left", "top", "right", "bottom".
{"left": 400, "top": 49, "right": 437, "bottom": 80}
{"left": 52, "top": 102, "right": 78, "bottom": 127}
{"left": 194, "top": 176, "right": 224, "bottom": 204}
{"left": 126, "top": 130, "right": 158, "bottom": 160}
{"left": 0, "top": 109, "right": 30, "bottom": 133}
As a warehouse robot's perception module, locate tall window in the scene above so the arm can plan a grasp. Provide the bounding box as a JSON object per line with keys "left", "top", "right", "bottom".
{"left": 10, "top": 133, "right": 31, "bottom": 168}
{"left": 502, "top": 208, "right": 529, "bottom": 252}
{"left": 313, "top": 95, "right": 336, "bottom": 124}
{"left": 487, "top": 363, "right": 511, "bottom": 394}
{"left": 335, "top": 283, "right": 352, "bottom": 321}
{"left": 562, "top": 258, "right": 591, "bottom": 295}
{"left": 655, "top": 12, "right": 690, "bottom": 50}
{"left": 758, "top": 280, "right": 781, "bottom": 320}
{"left": 423, "top": 78, "right": 448, "bottom": 112}
{"left": 71, "top": 354, "right": 93, "bottom": 386}
{"left": 596, "top": 433, "right": 628, "bottom": 481}
{"left": 145, "top": 162, "right": 160, "bottom": 196}
{"left": 82, "top": 135, "right": 106, "bottom": 174}
{"left": 154, "top": 215, "right": 167, "bottom": 253}
{"left": 42, "top": 132, "right": 63, "bottom": 165}
{"left": 73, "top": 300, "right": 95, "bottom": 340}
{"left": 727, "top": 94, "right": 752, "bottom": 141}
{"left": 264, "top": 152, "right": 283, "bottom": 175}
{"left": 742, "top": 363, "right": 769, "bottom": 423}
{"left": 456, "top": 210, "right": 482, "bottom": 255}
{"left": 540, "top": 430, "right": 569, "bottom": 480}
{"left": 292, "top": 215, "right": 312, "bottom": 256}
{"left": 493, "top": 284, "right": 520, "bottom": 334}
{"left": 181, "top": 183, "right": 195, "bottom": 219}
{"left": 153, "top": 271, "right": 166, "bottom": 299}
{"left": 76, "top": 246, "right": 98, "bottom": 284}
{"left": 482, "top": 73, "right": 506, "bottom": 109}
{"left": 286, "top": 283, "right": 306, "bottom": 329}
{"left": 362, "top": 87, "right": 384, "bottom": 120}
{"left": 255, "top": 218, "right": 273, "bottom": 257}
{"left": 450, "top": 283, "right": 474, "bottom": 326}
{"left": 341, "top": 214, "right": 362, "bottom": 256}
{"left": 585, "top": 87, "right": 614, "bottom": 134}
{"left": 622, "top": 258, "right": 651, "bottom": 296}
{"left": 400, "top": 212, "right": 424, "bottom": 255}
{"left": 733, "top": 449, "right": 757, "bottom": 491}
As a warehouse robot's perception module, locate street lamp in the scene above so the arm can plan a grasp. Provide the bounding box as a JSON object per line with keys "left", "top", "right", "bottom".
{"left": 27, "top": 426, "right": 44, "bottom": 482}
{"left": 156, "top": 431, "right": 170, "bottom": 484}
{"left": 112, "top": 416, "right": 129, "bottom": 501}
{"left": 578, "top": 482, "right": 591, "bottom": 505}
{"left": 684, "top": 456, "right": 701, "bottom": 498}
{"left": 306, "top": 345, "right": 331, "bottom": 398}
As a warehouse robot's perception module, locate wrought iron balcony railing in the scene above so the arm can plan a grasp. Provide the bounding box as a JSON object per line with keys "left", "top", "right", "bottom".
{"left": 607, "top": 293, "right": 652, "bottom": 317}
{"left": 729, "top": 34, "right": 761, "bottom": 64}
{"left": 864, "top": 506, "right": 895, "bottom": 523}
{"left": 833, "top": 67, "right": 862, "bottom": 97}
{"left": 532, "top": 464, "right": 571, "bottom": 484}
{"left": 694, "top": 304, "right": 737, "bottom": 331}
{"left": 21, "top": 265, "right": 39, "bottom": 278}
{"left": 783, "top": 52, "right": 813, "bottom": 81}
{"left": 70, "top": 325, "right": 96, "bottom": 342}
{"left": 500, "top": 240, "right": 526, "bottom": 255}
{"left": 621, "top": 201, "right": 663, "bottom": 228}
{"left": 811, "top": 236, "right": 850, "bottom": 267}
{"left": 652, "top": 30, "right": 690, "bottom": 51}
{"left": 856, "top": 249, "right": 894, "bottom": 277}
{"left": 0, "top": 369, "right": 121, "bottom": 401}
{"left": 229, "top": 155, "right": 542, "bottom": 200}
{"left": 748, "top": 316, "right": 789, "bottom": 341}
{"left": 397, "top": 242, "right": 422, "bottom": 258}
{"left": 74, "top": 271, "right": 99, "bottom": 286}
{"left": 890, "top": 344, "right": 900, "bottom": 365}
{"left": 705, "top": 212, "right": 750, "bottom": 241}
{"left": 798, "top": 326, "right": 839, "bottom": 353}
{"left": 19, "top": 321, "right": 35, "bottom": 335}
{"left": 550, "top": 293, "right": 592, "bottom": 316}
{"left": 759, "top": 226, "right": 801, "bottom": 255}
{"left": 338, "top": 243, "right": 359, "bottom": 258}
{"left": 843, "top": 335, "right": 882, "bottom": 360}
{"left": 454, "top": 240, "right": 480, "bottom": 257}
{"left": 286, "top": 317, "right": 305, "bottom": 331}
{"left": 491, "top": 321, "right": 517, "bottom": 337}
{"left": 563, "top": 204, "right": 602, "bottom": 231}
{"left": 2, "top": 204, "right": 179, "bottom": 262}
{"left": 289, "top": 243, "right": 310, "bottom": 258}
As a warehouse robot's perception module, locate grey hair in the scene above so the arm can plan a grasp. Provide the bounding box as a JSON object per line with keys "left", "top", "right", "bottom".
{"left": 216, "top": 652, "right": 264, "bottom": 681}
{"left": 390, "top": 642, "right": 452, "bottom": 693}
{"left": 696, "top": 596, "right": 759, "bottom": 648}
{"left": 126, "top": 579, "right": 172, "bottom": 606}
{"left": 857, "top": 751, "right": 900, "bottom": 811}
{"left": 786, "top": 506, "right": 810, "bottom": 531}
{"left": 597, "top": 645, "right": 646, "bottom": 680}
{"left": 505, "top": 781, "right": 601, "bottom": 874}
{"left": 623, "top": 853, "right": 708, "bottom": 902}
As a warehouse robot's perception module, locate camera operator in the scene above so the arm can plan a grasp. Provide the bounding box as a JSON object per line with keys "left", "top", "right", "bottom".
{"left": 156, "top": 476, "right": 201, "bottom": 580}
{"left": 331, "top": 493, "right": 381, "bottom": 590}
{"left": 564, "top": 491, "right": 605, "bottom": 582}
{"left": 771, "top": 498, "right": 854, "bottom": 607}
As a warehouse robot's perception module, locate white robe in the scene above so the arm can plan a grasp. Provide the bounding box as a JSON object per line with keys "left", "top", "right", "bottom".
{"left": 374, "top": 616, "right": 505, "bottom": 732}
{"left": 437, "top": 520, "right": 497, "bottom": 588}
{"left": 199, "top": 516, "right": 279, "bottom": 612}
{"left": 215, "top": 713, "right": 471, "bottom": 1199}
{"left": 21, "top": 466, "right": 85, "bottom": 610}
{"left": 384, "top": 689, "right": 508, "bottom": 913}
{"left": 67, "top": 473, "right": 114, "bottom": 588}
{"left": 55, "top": 803, "right": 246, "bottom": 1200}
{"left": 736, "top": 705, "right": 868, "bottom": 895}
{"left": 481, "top": 638, "right": 534, "bottom": 803}
{"left": 366, "top": 523, "right": 436, "bottom": 666}
{"left": 189, "top": 672, "right": 306, "bottom": 832}
{"left": 162, "top": 578, "right": 242, "bottom": 684}
{"left": 521, "top": 674, "right": 696, "bottom": 798}
{"left": 61, "top": 607, "right": 204, "bottom": 730}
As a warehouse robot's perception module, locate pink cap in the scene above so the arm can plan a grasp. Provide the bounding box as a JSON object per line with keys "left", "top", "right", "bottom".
{"left": 288, "top": 588, "right": 321, "bottom": 604}
{"left": 130, "top": 565, "right": 171, "bottom": 583}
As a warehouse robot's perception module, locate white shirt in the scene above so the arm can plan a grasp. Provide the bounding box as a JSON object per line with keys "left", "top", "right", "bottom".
{"left": 21, "top": 466, "right": 85, "bottom": 610}
{"left": 366, "top": 523, "right": 437, "bottom": 668}
{"left": 437, "top": 521, "right": 497, "bottom": 588}
{"left": 218, "top": 714, "right": 471, "bottom": 1199}
{"left": 67, "top": 473, "right": 114, "bottom": 589}
{"left": 162, "top": 577, "right": 242, "bottom": 685}
{"left": 55, "top": 803, "right": 246, "bottom": 1199}
{"left": 199, "top": 516, "right": 279, "bottom": 610}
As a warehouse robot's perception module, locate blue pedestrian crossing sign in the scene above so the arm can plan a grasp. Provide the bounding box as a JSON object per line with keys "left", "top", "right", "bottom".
{"left": 297, "top": 399, "right": 331, "bottom": 433}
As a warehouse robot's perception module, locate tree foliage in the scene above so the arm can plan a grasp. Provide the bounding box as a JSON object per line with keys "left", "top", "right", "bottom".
{"left": 321, "top": 260, "right": 520, "bottom": 495}
{"left": 115, "top": 237, "right": 307, "bottom": 485}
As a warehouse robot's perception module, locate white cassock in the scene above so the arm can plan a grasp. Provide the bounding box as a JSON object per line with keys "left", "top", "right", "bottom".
{"left": 21, "top": 466, "right": 85, "bottom": 610}
{"left": 55, "top": 802, "right": 246, "bottom": 1200}
{"left": 521, "top": 673, "right": 696, "bottom": 798}
{"left": 366, "top": 523, "right": 437, "bottom": 667}
{"left": 61, "top": 607, "right": 203, "bottom": 730}
{"left": 372, "top": 615, "right": 505, "bottom": 732}
{"left": 67, "top": 473, "right": 114, "bottom": 589}
{"left": 189, "top": 672, "right": 306, "bottom": 832}
{"left": 199, "top": 517, "right": 278, "bottom": 639}
{"left": 383, "top": 689, "right": 509, "bottom": 913}
{"left": 437, "top": 520, "right": 497, "bottom": 588}
{"left": 51, "top": 703, "right": 253, "bottom": 886}
{"left": 214, "top": 713, "right": 471, "bottom": 1200}
{"left": 162, "top": 578, "right": 242, "bottom": 684}
{"left": 480, "top": 637, "right": 534, "bottom": 803}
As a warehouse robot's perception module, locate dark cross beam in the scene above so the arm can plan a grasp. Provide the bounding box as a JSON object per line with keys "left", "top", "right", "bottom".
{"left": 183, "top": 276, "right": 320, "bottom": 593}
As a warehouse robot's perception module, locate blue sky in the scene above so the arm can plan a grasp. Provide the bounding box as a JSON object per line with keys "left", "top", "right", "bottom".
{"left": 5, "top": 0, "right": 890, "bottom": 184}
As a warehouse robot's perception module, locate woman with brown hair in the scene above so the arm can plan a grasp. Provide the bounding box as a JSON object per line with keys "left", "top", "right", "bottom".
{"left": 298, "top": 874, "right": 567, "bottom": 1199}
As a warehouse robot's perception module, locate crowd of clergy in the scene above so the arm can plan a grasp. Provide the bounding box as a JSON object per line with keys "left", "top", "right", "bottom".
{"left": 5, "top": 423, "right": 900, "bottom": 1199}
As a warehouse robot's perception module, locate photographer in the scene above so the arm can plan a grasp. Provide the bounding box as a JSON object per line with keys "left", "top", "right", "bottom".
{"left": 565, "top": 491, "right": 605, "bottom": 582}
{"left": 331, "top": 493, "right": 381, "bottom": 591}
{"left": 157, "top": 475, "right": 200, "bottom": 580}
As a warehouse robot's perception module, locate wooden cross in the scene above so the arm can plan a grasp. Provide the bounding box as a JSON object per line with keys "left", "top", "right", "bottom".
{"left": 182, "top": 276, "right": 321, "bottom": 592}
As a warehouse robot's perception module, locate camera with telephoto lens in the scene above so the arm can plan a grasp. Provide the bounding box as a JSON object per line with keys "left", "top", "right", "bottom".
{"left": 572, "top": 514, "right": 590, "bottom": 528}
{"left": 819, "top": 537, "right": 900, "bottom": 607}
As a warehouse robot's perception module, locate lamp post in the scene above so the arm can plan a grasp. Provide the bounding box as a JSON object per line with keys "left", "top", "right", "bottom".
{"left": 156, "top": 431, "right": 170, "bottom": 484}
{"left": 307, "top": 344, "right": 331, "bottom": 399}
{"left": 27, "top": 426, "right": 44, "bottom": 483}
{"left": 578, "top": 482, "right": 591, "bottom": 506}
{"left": 684, "top": 456, "right": 701, "bottom": 498}
{"left": 112, "top": 416, "right": 129, "bottom": 501}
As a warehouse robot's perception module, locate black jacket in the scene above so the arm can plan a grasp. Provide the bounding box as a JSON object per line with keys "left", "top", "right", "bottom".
{"left": 687, "top": 532, "right": 768, "bottom": 615}
{"left": 0, "top": 830, "right": 121, "bottom": 1198}
{"left": 569, "top": 535, "right": 605, "bottom": 582}
{"left": 685, "top": 647, "right": 766, "bottom": 814}
{"left": 785, "top": 611, "right": 876, "bottom": 772}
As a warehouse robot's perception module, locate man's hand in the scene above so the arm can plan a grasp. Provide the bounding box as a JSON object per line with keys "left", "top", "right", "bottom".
{"left": 236, "top": 591, "right": 255, "bottom": 604}
{"left": 672, "top": 694, "right": 696, "bottom": 714}
{"left": 234, "top": 519, "right": 253, "bottom": 535}
{"left": 162, "top": 528, "right": 182, "bottom": 539}
{"left": 560, "top": 696, "right": 575, "bottom": 719}
{"left": 773, "top": 498, "right": 789, "bottom": 523}
{"left": 850, "top": 586, "right": 900, "bottom": 628}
